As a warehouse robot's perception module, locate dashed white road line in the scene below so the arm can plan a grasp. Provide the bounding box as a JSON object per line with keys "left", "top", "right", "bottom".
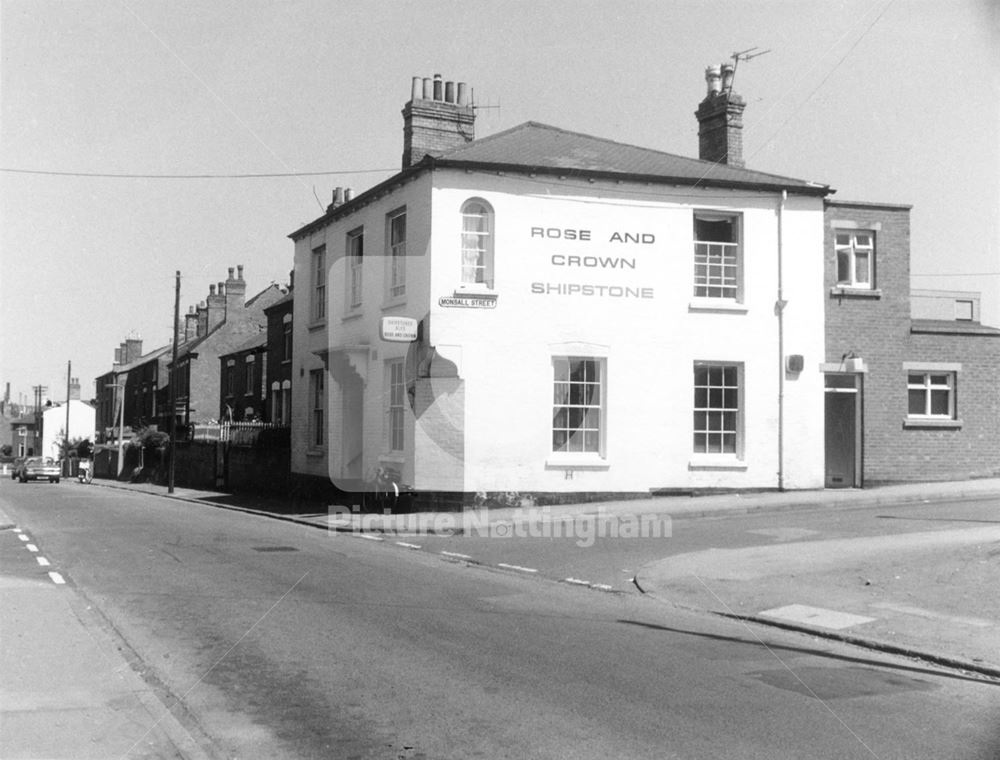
{"left": 395, "top": 541, "right": 421, "bottom": 550}
{"left": 47, "top": 572, "right": 65, "bottom": 585}
{"left": 440, "top": 551, "right": 473, "bottom": 560}
{"left": 497, "top": 563, "right": 538, "bottom": 574}
{"left": 26, "top": 544, "right": 38, "bottom": 552}
{"left": 564, "top": 577, "right": 591, "bottom": 586}
{"left": 17, "top": 534, "right": 29, "bottom": 542}
{"left": 357, "top": 534, "right": 384, "bottom": 542}
{"left": 36, "top": 557, "right": 51, "bottom": 567}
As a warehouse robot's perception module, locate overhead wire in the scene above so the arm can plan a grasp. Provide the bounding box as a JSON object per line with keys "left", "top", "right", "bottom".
{"left": 0, "top": 166, "right": 397, "bottom": 179}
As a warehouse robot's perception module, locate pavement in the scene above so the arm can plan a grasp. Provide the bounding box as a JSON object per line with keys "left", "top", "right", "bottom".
{"left": 0, "top": 504, "right": 212, "bottom": 760}
{"left": 1, "top": 477, "right": 998, "bottom": 758}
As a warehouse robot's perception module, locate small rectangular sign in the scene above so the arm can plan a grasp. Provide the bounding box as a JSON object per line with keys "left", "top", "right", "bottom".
{"left": 380, "top": 316, "right": 419, "bottom": 342}
{"left": 438, "top": 294, "right": 498, "bottom": 309}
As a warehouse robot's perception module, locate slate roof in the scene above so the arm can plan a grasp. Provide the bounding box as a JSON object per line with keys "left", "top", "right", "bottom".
{"left": 432, "top": 122, "right": 830, "bottom": 193}
{"left": 222, "top": 331, "right": 267, "bottom": 357}
{"left": 291, "top": 121, "right": 830, "bottom": 240}
{"left": 263, "top": 291, "right": 293, "bottom": 312}
{"left": 911, "top": 319, "right": 1000, "bottom": 336}
{"left": 116, "top": 344, "right": 171, "bottom": 374}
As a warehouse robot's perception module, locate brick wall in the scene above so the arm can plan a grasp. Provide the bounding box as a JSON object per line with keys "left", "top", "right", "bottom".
{"left": 825, "top": 201, "right": 1000, "bottom": 483}
{"left": 825, "top": 202, "right": 912, "bottom": 483}
{"left": 893, "top": 330, "right": 1000, "bottom": 481}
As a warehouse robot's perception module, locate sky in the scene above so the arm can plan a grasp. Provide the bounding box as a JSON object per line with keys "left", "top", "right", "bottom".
{"left": 2, "top": 0, "right": 997, "bottom": 408}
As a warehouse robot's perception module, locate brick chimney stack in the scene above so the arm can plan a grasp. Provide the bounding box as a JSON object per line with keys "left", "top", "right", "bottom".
{"left": 197, "top": 300, "right": 208, "bottom": 336}
{"left": 69, "top": 377, "right": 81, "bottom": 401}
{"left": 225, "top": 265, "right": 247, "bottom": 315}
{"left": 206, "top": 281, "right": 226, "bottom": 332}
{"left": 695, "top": 63, "right": 746, "bottom": 168}
{"left": 184, "top": 305, "right": 199, "bottom": 342}
{"left": 125, "top": 337, "right": 143, "bottom": 364}
{"left": 402, "top": 74, "right": 475, "bottom": 169}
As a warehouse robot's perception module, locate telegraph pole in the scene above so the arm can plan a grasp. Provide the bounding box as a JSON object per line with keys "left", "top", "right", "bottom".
{"left": 32, "top": 384, "right": 48, "bottom": 457}
{"left": 65, "top": 361, "right": 71, "bottom": 470}
{"left": 168, "top": 271, "right": 181, "bottom": 494}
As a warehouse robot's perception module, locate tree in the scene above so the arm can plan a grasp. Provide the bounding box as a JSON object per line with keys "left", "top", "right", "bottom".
{"left": 59, "top": 436, "right": 93, "bottom": 459}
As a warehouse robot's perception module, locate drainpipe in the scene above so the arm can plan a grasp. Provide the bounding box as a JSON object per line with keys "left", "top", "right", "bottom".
{"left": 777, "top": 190, "right": 787, "bottom": 491}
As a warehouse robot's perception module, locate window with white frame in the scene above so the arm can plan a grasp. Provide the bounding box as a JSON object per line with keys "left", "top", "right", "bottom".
{"left": 835, "top": 230, "right": 874, "bottom": 289}
{"left": 387, "top": 208, "right": 406, "bottom": 299}
{"left": 461, "top": 199, "right": 494, "bottom": 288}
{"left": 387, "top": 360, "right": 405, "bottom": 452}
{"left": 245, "top": 355, "right": 255, "bottom": 396}
{"left": 309, "top": 369, "right": 325, "bottom": 447}
{"left": 282, "top": 314, "right": 292, "bottom": 361}
{"left": 347, "top": 227, "right": 364, "bottom": 309}
{"left": 693, "top": 363, "right": 741, "bottom": 455}
{"left": 552, "top": 357, "right": 604, "bottom": 454}
{"left": 693, "top": 212, "right": 741, "bottom": 300}
{"left": 281, "top": 380, "right": 291, "bottom": 426}
{"left": 311, "top": 245, "right": 327, "bottom": 321}
{"left": 270, "top": 381, "right": 280, "bottom": 423}
{"left": 271, "top": 380, "right": 291, "bottom": 425}
{"left": 907, "top": 371, "right": 955, "bottom": 419}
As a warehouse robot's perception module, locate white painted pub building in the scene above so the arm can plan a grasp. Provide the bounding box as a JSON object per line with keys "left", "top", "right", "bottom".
{"left": 290, "top": 69, "right": 831, "bottom": 499}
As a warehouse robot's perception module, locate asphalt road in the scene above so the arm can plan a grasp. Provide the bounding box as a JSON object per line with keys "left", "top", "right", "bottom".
{"left": 2, "top": 480, "right": 998, "bottom": 759}
{"left": 408, "top": 497, "right": 1000, "bottom": 593}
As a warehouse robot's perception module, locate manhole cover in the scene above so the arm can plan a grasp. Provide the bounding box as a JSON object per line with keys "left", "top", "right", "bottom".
{"left": 252, "top": 546, "right": 299, "bottom": 552}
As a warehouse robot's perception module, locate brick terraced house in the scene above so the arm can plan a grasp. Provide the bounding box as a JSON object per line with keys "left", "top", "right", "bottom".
{"left": 823, "top": 201, "right": 1000, "bottom": 486}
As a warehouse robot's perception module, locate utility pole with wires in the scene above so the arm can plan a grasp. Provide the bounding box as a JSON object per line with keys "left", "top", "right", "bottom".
{"left": 64, "top": 361, "right": 71, "bottom": 468}
{"left": 169, "top": 270, "right": 180, "bottom": 494}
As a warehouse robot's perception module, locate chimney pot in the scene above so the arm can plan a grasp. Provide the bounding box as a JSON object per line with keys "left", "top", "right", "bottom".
{"left": 209, "top": 284, "right": 216, "bottom": 296}
{"left": 228, "top": 267, "right": 235, "bottom": 279}
{"left": 237, "top": 264, "right": 244, "bottom": 280}
{"left": 344, "top": 188, "right": 354, "bottom": 202}
{"left": 705, "top": 65, "right": 722, "bottom": 95}
{"left": 445, "top": 81, "right": 455, "bottom": 103}
{"left": 433, "top": 74, "right": 443, "bottom": 100}
{"left": 422, "top": 77, "right": 432, "bottom": 99}
{"left": 721, "top": 62, "right": 735, "bottom": 92}
{"left": 218, "top": 281, "right": 224, "bottom": 294}
{"left": 411, "top": 76, "right": 421, "bottom": 101}
{"left": 457, "top": 82, "right": 469, "bottom": 106}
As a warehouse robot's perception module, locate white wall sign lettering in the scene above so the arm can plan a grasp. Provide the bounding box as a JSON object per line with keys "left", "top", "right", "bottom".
{"left": 528, "top": 224, "right": 656, "bottom": 299}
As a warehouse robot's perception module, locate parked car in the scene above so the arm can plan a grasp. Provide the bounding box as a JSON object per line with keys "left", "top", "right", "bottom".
{"left": 18, "top": 457, "right": 61, "bottom": 483}
{"left": 9, "top": 457, "right": 25, "bottom": 480}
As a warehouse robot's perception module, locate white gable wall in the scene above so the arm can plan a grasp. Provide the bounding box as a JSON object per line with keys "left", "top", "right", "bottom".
{"left": 41, "top": 400, "right": 97, "bottom": 459}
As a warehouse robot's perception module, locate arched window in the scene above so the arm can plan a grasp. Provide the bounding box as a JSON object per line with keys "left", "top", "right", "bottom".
{"left": 460, "top": 199, "right": 494, "bottom": 288}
